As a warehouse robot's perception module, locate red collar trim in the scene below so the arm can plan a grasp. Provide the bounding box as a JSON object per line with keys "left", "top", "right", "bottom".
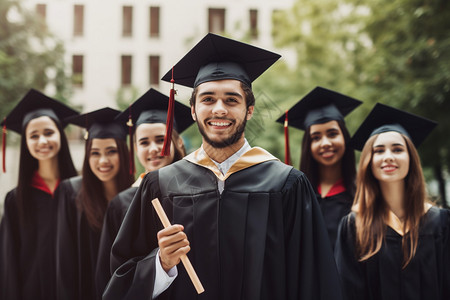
{"left": 31, "top": 171, "right": 60, "bottom": 196}
{"left": 317, "top": 178, "right": 346, "bottom": 197}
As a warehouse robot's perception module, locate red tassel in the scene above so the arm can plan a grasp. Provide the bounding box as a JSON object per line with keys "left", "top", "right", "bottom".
{"left": 2, "top": 118, "right": 7, "bottom": 173}
{"left": 161, "top": 67, "right": 175, "bottom": 156}
{"left": 284, "top": 110, "right": 291, "bottom": 165}
{"left": 127, "top": 105, "right": 135, "bottom": 176}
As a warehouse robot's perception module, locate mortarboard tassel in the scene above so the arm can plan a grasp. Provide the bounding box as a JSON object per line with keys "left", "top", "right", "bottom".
{"left": 2, "top": 118, "right": 6, "bottom": 173}
{"left": 127, "top": 105, "right": 135, "bottom": 176}
{"left": 161, "top": 67, "right": 176, "bottom": 156}
{"left": 284, "top": 110, "right": 291, "bottom": 165}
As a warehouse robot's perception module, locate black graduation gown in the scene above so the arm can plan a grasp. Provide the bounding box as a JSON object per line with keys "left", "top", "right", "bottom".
{"left": 335, "top": 207, "right": 450, "bottom": 300}
{"left": 55, "top": 176, "right": 102, "bottom": 300}
{"left": 316, "top": 190, "right": 353, "bottom": 250}
{"left": 103, "top": 147, "right": 342, "bottom": 300}
{"left": 95, "top": 186, "right": 138, "bottom": 299}
{"left": 0, "top": 187, "right": 57, "bottom": 300}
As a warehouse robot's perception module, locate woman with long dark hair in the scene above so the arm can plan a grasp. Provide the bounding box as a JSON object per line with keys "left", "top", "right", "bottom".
{"left": 280, "top": 86, "right": 361, "bottom": 248}
{"left": 55, "top": 107, "right": 133, "bottom": 300}
{"left": 335, "top": 103, "right": 450, "bottom": 300}
{"left": 94, "top": 89, "right": 193, "bottom": 298}
{"left": 0, "top": 89, "right": 78, "bottom": 300}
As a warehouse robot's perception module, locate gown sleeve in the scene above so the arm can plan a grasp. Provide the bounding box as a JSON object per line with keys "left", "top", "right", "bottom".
{"left": 95, "top": 189, "right": 134, "bottom": 299}
{"left": 282, "top": 170, "right": 344, "bottom": 300}
{"left": 55, "top": 179, "right": 79, "bottom": 300}
{"left": 442, "top": 208, "right": 450, "bottom": 300}
{"left": 103, "top": 173, "right": 163, "bottom": 300}
{"left": 334, "top": 213, "right": 367, "bottom": 300}
{"left": 0, "top": 191, "right": 20, "bottom": 300}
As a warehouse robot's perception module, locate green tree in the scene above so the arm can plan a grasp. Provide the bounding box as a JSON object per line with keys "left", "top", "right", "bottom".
{"left": 0, "top": 0, "right": 71, "bottom": 119}
{"left": 252, "top": 0, "right": 371, "bottom": 167}
{"left": 346, "top": 0, "right": 450, "bottom": 207}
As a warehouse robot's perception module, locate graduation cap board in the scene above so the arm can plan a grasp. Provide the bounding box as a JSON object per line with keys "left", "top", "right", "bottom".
{"left": 65, "top": 107, "right": 127, "bottom": 141}
{"left": 1, "top": 88, "right": 79, "bottom": 134}
{"left": 1, "top": 88, "right": 79, "bottom": 172}
{"left": 276, "top": 86, "right": 363, "bottom": 131}
{"left": 115, "top": 88, "right": 193, "bottom": 134}
{"left": 161, "top": 33, "right": 281, "bottom": 88}
{"left": 275, "top": 86, "right": 362, "bottom": 165}
{"left": 349, "top": 103, "right": 437, "bottom": 151}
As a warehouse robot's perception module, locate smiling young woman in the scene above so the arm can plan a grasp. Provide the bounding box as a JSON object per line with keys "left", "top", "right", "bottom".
{"left": 55, "top": 108, "right": 133, "bottom": 300}
{"left": 0, "top": 89, "right": 78, "bottom": 300}
{"left": 279, "top": 87, "right": 362, "bottom": 249}
{"left": 334, "top": 103, "right": 450, "bottom": 300}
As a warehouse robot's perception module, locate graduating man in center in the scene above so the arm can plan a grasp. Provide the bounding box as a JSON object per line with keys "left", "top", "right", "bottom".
{"left": 103, "top": 33, "right": 342, "bottom": 300}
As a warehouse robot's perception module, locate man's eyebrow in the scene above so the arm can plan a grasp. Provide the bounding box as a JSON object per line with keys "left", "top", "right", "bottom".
{"left": 198, "top": 91, "right": 244, "bottom": 98}
{"left": 198, "top": 91, "right": 215, "bottom": 97}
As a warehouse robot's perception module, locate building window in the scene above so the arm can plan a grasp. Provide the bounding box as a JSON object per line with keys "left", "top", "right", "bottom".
{"left": 149, "top": 6, "right": 160, "bottom": 37}
{"left": 249, "top": 9, "right": 258, "bottom": 38}
{"left": 36, "top": 4, "right": 46, "bottom": 21}
{"left": 121, "top": 55, "right": 132, "bottom": 86}
{"left": 36, "top": 4, "right": 46, "bottom": 30}
{"left": 73, "top": 5, "right": 84, "bottom": 36}
{"left": 208, "top": 8, "right": 225, "bottom": 33}
{"left": 122, "top": 6, "right": 133, "bottom": 37}
{"left": 149, "top": 56, "right": 160, "bottom": 86}
{"left": 72, "top": 55, "right": 83, "bottom": 86}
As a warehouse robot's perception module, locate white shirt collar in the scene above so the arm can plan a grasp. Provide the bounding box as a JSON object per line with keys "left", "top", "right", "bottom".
{"left": 207, "top": 139, "right": 251, "bottom": 175}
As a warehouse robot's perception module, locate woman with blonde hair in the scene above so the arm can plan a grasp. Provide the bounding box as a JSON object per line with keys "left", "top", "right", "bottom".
{"left": 335, "top": 103, "right": 450, "bottom": 300}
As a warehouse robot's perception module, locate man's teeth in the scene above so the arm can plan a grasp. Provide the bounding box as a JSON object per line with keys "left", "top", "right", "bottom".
{"left": 210, "top": 122, "right": 230, "bottom": 126}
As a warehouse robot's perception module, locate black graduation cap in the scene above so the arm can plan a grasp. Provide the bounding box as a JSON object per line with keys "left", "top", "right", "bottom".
{"left": 66, "top": 107, "right": 127, "bottom": 141}
{"left": 161, "top": 33, "right": 281, "bottom": 88}
{"left": 1, "top": 89, "right": 79, "bottom": 173}
{"left": 1, "top": 88, "right": 79, "bottom": 134}
{"left": 115, "top": 88, "right": 193, "bottom": 134}
{"left": 276, "top": 86, "right": 362, "bottom": 131}
{"left": 349, "top": 103, "right": 437, "bottom": 151}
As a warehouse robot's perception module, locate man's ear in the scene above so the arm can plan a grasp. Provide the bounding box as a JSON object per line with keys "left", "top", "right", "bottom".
{"left": 176, "top": 136, "right": 184, "bottom": 149}
{"left": 246, "top": 106, "right": 254, "bottom": 121}
{"left": 191, "top": 105, "right": 197, "bottom": 121}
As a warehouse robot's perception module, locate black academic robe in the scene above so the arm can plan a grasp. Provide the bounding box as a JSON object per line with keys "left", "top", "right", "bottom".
{"left": 103, "top": 147, "right": 342, "bottom": 300}
{"left": 56, "top": 176, "right": 102, "bottom": 300}
{"left": 95, "top": 186, "right": 138, "bottom": 299}
{"left": 0, "top": 188, "right": 57, "bottom": 300}
{"left": 335, "top": 207, "right": 450, "bottom": 300}
{"left": 316, "top": 191, "right": 353, "bottom": 250}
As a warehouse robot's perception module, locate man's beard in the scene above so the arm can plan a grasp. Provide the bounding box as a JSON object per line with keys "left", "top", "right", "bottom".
{"left": 196, "top": 115, "right": 247, "bottom": 149}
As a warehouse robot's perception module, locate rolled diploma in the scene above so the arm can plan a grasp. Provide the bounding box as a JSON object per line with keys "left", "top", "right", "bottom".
{"left": 151, "top": 198, "right": 205, "bottom": 294}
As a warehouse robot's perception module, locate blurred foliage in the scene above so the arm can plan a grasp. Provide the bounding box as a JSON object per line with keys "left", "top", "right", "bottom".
{"left": 115, "top": 86, "right": 140, "bottom": 111}
{"left": 0, "top": 0, "right": 71, "bottom": 121}
{"left": 346, "top": 0, "right": 450, "bottom": 206}
{"left": 251, "top": 0, "right": 450, "bottom": 204}
{"left": 252, "top": 0, "right": 373, "bottom": 167}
